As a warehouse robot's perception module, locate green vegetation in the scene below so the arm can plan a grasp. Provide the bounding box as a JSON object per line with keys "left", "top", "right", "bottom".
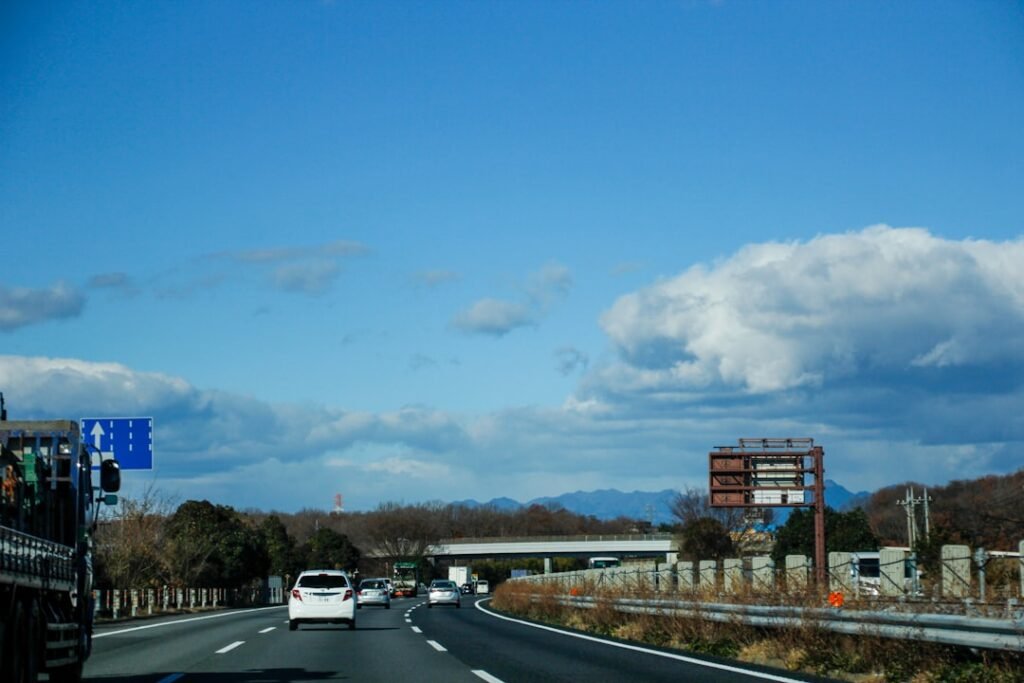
{"left": 771, "top": 506, "right": 879, "bottom": 563}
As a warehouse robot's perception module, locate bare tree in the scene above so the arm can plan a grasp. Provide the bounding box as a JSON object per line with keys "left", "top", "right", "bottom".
{"left": 670, "top": 486, "right": 746, "bottom": 530}
{"left": 363, "top": 501, "right": 446, "bottom": 561}
{"left": 94, "top": 484, "right": 176, "bottom": 587}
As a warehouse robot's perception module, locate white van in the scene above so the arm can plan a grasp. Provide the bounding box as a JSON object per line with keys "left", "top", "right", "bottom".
{"left": 475, "top": 580, "right": 490, "bottom": 594}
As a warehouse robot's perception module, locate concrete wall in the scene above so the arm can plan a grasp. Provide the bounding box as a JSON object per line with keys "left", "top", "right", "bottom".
{"left": 828, "top": 552, "right": 853, "bottom": 593}
{"left": 723, "top": 558, "right": 743, "bottom": 594}
{"left": 698, "top": 560, "right": 717, "bottom": 592}
{"left": 941, "top": 545, "right": 971, "bottom": 598}
{"left": 785, "top": 555, "right": 808, "bottom": 590}
{"left": 751, "top": 556, "right": 774, "bottom": 592}
{"left": 879, "top": 547, "right": 907, "bottom": 597}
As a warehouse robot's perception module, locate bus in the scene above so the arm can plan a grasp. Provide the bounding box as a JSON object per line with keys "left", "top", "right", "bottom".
{"left": 588, "top": 557, "right": 621, "bottom": 569}
{"left": 393, "top": 561, "right": 420, "bottom": 597}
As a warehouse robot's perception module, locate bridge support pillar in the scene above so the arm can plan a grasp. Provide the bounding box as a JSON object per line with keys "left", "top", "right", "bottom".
{"left": 544, "top": 557, "right": 553, "bottom": 574}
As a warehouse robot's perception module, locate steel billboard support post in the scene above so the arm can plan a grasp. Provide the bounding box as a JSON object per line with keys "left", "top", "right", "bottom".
{"left": 812, "top": 446, "right": 826, "bottom": 588}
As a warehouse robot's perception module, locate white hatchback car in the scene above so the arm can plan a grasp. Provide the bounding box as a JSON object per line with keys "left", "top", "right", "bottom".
{"left": 288, "top": 569, "right": 356, "bottom": 630}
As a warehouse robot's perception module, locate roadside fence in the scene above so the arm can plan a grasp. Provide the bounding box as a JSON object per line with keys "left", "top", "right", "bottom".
{"left": 93, "top": 581, "right": 285, "bottom": 620}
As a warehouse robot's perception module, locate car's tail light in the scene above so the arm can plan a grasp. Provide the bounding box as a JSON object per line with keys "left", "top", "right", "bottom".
{"left": 291, "top": 589, "right": 302, "bottom": 601}
{"left": 343, "top": 589, "right": 353, "bottom": 602}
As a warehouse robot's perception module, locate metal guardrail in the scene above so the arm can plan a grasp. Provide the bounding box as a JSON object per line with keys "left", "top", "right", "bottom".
{"left": 0, "top": 525, "right": 75, "bottom": 591}
{"left": 525, "top": 593, "right": 1024, "bottom": 652}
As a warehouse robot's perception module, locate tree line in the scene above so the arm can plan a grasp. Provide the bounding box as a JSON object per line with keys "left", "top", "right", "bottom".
{"left": 94, "top": 488, "right": 645, "bottom": 589}
{"left": 97, "top": 467, "right": 1021, "bottom": 588}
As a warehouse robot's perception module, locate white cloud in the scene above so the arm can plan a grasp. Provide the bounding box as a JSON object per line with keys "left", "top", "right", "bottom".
{"left": 272, "top": 258, "right": 340, "bottom": 294}
{"left": 599, "top": 226, "right": 1024, "bottom": 394}
{"left": 452, "top": 298, "right": 533, "bottom": 336}
{"left": 452, "top": 262, "right": 573, "bottom": 337}
{"left": 0, "top": 281, "right": 85, "bottom": 332}
{"left": 227, "top": 240, "right": 368, "bottom": 264}
{"left": 527, "top": 262, "right": 573, "bottom": 305}
{"left": 213, "top": 239, "right": 368, "bottom": 296}
{"left": 413, "top": 269, "right": 460, "bottom": 287}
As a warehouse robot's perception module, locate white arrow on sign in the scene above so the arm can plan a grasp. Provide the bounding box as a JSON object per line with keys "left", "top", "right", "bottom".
{"left": 88, "top": 421, "right": 115, "bottom": 464}
{"left": 91, "top": 421, "right": 105, "bottom": 451}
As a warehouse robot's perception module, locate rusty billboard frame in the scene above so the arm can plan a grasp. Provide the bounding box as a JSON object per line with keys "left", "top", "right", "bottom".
{"left": 709, "top": 438, "right": 826, "bottom": 586}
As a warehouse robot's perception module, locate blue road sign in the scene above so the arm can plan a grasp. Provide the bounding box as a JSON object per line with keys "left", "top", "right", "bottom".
{"left": 80, "top": 417, "right": 154, "bottom": 470}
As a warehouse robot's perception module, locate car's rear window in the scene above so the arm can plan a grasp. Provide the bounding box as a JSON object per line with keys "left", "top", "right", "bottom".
{"left": 360, "top": 580, "right": 384, "bottom": 589}
{"left": 432, "top": 581, "right": 455, "bottom": 589}
{"left": 298, "top": 574, "right": 349, "bottom": 589}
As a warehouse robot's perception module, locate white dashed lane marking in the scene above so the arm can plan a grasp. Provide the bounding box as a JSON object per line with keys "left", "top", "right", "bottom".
{"left": 472, "top": 671, "right": 505, "bottom": 683}
{"left": 427, "top": 640, "right": 447, "bottom": 652}
{"left": 216, "top": 641, "right": 244, "bottom": 654}
{"left": 411, "top": 626, "right": 422, "bottom": 633}
{"left": 259, "top": 627, "right": 275, "bottom": 633}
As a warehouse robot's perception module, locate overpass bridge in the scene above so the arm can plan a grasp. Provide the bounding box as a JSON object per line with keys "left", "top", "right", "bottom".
{"left": 426, "top": 533, "right": 677, "bottom": 562}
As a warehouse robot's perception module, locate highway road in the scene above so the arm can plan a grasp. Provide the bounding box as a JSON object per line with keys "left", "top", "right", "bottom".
{"left": 80, "top": 598, "right": 836, "bottom": 683}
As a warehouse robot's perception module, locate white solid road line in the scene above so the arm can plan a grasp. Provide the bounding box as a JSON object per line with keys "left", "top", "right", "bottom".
{"left": 259, "top": 627, "right": 276, "bottom": 633}
{"left": 426, "top": 640, "right": 447, "bottom": 652}
{"left": 93, "top": 605, "right": 286, "bottom": 639}
{"left": 216, "top": 641, "right": 245, "bottom": 654}
{"left": 474, "top": 599, "right": 808, "bottom": 683}
{"left": 472, "top": 670, "right": 505, "bottom": 683}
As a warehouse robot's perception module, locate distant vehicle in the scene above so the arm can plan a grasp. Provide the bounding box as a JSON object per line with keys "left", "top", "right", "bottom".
{"left": 427, "top": 579, "right": 461, "bottom": 608}
{"left": 448, "top": 565, "right": 473, "bottom": 591}
{"left": 460, "top": 582, "right": 475, "bottom": 595}
{"left": 383, "top": 578, "right": 395, "bottom": 596}
{"left": 288, "top": 570, "right": 356, "bottom": 630}
{"left": 393, "top": 561, "right": 420, "bottom": 597}
{"left": 475, "top": 579, "right": 490, "bottom": 594}
{"left": 849, "top": 551, "right": 921, "bottom": 596}
{"left": 357, "top": 578, "right": 391, "bottom": 609}
{"left": 588, "top": 557, "right": 621, "bottom": 569}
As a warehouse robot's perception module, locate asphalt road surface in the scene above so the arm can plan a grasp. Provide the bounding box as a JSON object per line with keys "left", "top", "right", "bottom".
{"left": 79, "top": 597, "right": 836, "bottom": 682}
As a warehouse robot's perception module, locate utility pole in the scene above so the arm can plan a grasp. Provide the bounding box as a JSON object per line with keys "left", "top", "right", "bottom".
{"left": 896, "top": 487, "right": 934, "bottom": 546}
{"left": 922, "top": 487, "right": 931, "bottom": 538}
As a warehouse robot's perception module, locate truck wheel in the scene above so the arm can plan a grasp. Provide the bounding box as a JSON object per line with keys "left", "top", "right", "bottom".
{"left": 5, "top": 602, "right": 38, "bottom": 683}
{"left": 348, "top": 619, "right": 356, "bottom": 631}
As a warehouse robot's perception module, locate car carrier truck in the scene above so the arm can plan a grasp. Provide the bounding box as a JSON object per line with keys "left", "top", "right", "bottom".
{"left": 0, "top": 395, "right": 121, "bottom": 682}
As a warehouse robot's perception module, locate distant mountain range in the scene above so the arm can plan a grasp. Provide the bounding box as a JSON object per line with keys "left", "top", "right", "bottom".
{"left": 453, "top": 480, "right": 870, "bottom": 528}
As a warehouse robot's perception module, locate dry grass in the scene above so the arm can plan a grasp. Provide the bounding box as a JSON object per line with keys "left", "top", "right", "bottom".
{"left": 491, "top": 581, "right": 1024, "bottom": 682}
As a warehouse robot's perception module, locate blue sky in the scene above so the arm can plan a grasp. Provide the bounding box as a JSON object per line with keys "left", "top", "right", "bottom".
{"left": 2, "top": 1, "right": 1022, "bottom": 513}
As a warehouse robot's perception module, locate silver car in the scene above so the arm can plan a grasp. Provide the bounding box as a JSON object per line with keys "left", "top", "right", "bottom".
{"left": 357, "top": 578, "right": 391, "bottom": 609}
{"left": 427, "top": 579, "right": 461, "bottom": 608}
